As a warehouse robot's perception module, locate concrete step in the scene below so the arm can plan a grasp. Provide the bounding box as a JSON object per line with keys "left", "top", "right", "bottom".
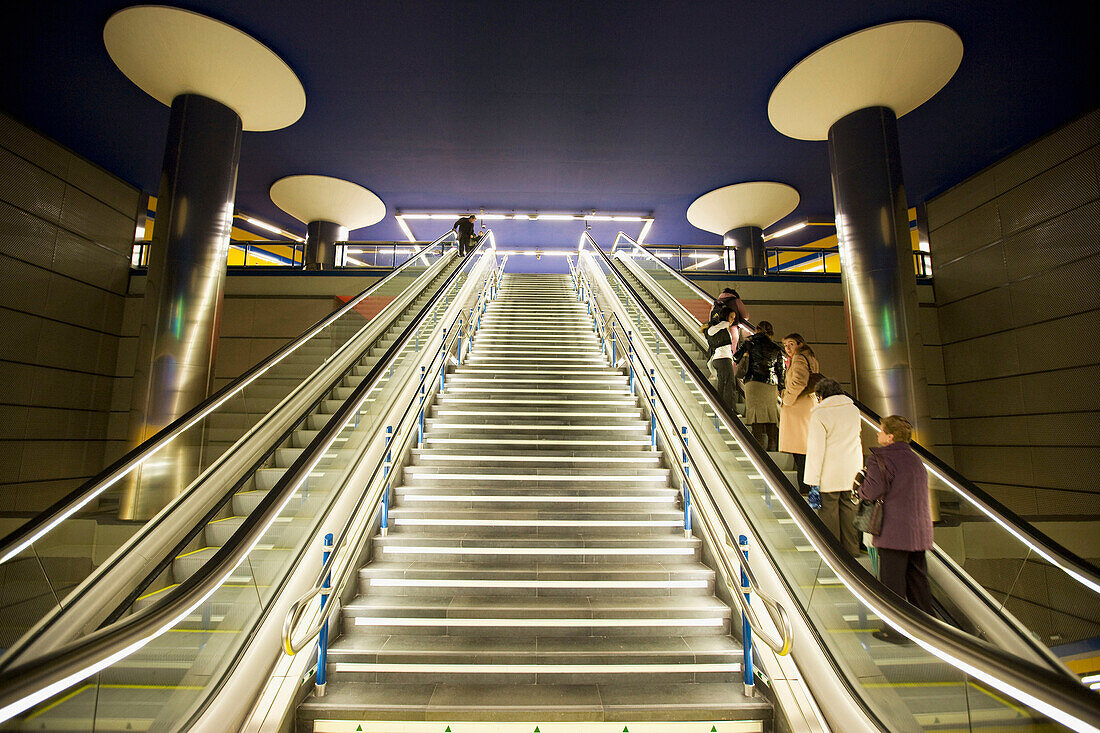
{"left": 297, "top": 681, "right": 768, "bottom": 726}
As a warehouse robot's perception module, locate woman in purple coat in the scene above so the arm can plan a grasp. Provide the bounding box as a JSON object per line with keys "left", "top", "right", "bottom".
{"left": 859, "top": 415, "right": 935, "bottom": 643}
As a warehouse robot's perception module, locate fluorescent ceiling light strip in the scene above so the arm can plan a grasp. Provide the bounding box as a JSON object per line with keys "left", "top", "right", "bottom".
{"left": 238, "top": 215, "right": 305, "bottom": 242}
{"left": 394, "top": 216, "right": 417, "bottom": 243}
{"left": 1083, "top": 674, "right": 1100, "bottom": 684}
{"left": 762, "top": 220, "right": 807, "bottom": 242}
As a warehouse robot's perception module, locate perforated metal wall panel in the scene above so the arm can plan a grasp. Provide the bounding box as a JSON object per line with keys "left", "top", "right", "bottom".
{"left": 927, "top": 107, "right": 1100, "bottom": 541}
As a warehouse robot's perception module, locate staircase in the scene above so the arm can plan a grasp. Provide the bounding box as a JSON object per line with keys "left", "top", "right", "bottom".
{"left": 297, "top": 273, "right": 770, "bottom": 729}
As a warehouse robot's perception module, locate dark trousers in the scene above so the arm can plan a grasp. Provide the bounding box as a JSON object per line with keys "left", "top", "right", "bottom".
{"left": 791, "top": 452, "right": 808, "bottom": 494}
{"left": 714, "top": 359, "right": 737, "bottom": 413}
{"left": 817, "top": 492, "right": 861, "bottom": 555}
{"left": 877, "top": 548, "right": 935, "bottom": 616}
{"left": 458, "top": 236, "right": 472, "bottom": 256}
{"left": 750, "top": 422, "right": 779, "bottom": 452}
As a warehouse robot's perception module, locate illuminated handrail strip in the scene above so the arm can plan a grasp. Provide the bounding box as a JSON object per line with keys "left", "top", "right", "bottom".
{"left": 0, "top": 232, "right": 454, "bottom": 567}
{"left": 610, "top": 230, "right": 1100, "bottom": 595}
{"left": 0, "top": 235, "right": 494, "bottom": 726}
{"left": 580, "top": 233, "right": 1100, "bottom": 732}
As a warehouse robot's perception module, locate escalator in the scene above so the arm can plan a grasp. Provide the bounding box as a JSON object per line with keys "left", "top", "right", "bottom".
{"left": 607, "top": 232, "right": 1100, "bottom": 653}
{"left": 583, "top": 233, "right": 1100, "bottom": 730}
{"left": 0, "top": 232, "right": 1097, "bottom": 732}
{"left": 0, "top": 234, "right": 502, "bottom": 730}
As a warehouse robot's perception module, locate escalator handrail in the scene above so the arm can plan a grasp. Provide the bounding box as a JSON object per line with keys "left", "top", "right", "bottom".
{"left": 580, "top": 233, "right": 1100, "bottom": 733}
{"left": 0, "top": 234, "right": 492, "bottom": 727}
{"left": 282, "top": 248, "right": 507, "bottom": 655}
{"left": 569, "top": 250, "right": 794, "bottom": 656}
{"left": 611, "top": 230, "right": 1100, "bottom": 596}
{"left": 0, "top": 233, "right": 454, "bottom": 567}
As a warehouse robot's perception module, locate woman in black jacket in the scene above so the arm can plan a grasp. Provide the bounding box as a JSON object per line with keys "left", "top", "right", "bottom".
{"left": 733, "top": 320, "right": 785, "bottom": 451}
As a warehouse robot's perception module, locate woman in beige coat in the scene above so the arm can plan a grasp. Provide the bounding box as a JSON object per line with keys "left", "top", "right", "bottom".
{"left": 779, "top": 333, "right": 819, "bottom": 494}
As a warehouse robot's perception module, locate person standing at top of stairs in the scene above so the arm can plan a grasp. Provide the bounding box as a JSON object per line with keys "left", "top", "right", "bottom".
{"left": 452, "top": 214, "right": 477, "bottom": 256}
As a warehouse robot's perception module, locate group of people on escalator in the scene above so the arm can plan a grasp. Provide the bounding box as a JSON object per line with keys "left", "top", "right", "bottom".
{"left": 703, "top": 289, "right": 934, "bottom": 643}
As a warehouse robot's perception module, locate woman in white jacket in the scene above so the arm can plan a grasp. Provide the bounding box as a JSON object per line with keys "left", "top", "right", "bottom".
{"left": 804, "top": 378, "right": 864, "bottom": 555}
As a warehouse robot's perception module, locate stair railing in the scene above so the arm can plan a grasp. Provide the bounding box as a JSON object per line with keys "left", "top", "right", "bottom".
{"left": 0, "top": 232, "right": 457, "bottom": 568}
{"left": 568, "top": 253, "right": 795, "bottom": 675}
{"left": 578, "top": 232, "right": 1100, "bottom": 733}
{"left": 0, "top": 237, "right": 500, "bottom": 726}
{"left": 281, "top": 245, "right": 507, "bottom": 695}
{"left": 609, "top": 230, "right": 1100, "bottom": 596}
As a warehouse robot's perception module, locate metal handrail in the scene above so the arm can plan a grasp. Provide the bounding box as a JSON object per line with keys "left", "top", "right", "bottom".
{"left": 0, "top": 233, "right": 454, "bottom": 567}
{"left": 0, "top": 233, "right": 489, "bottom": 726}
{"left": 282, "top": 247, "right": 507, "bottom": 656}
{"left": 609, "top": 230, "right": 1100, "bottom": 596}
{"left": 612, "top": 236, "right": 932, "bottom": 276}
{"left": 580, "top": 232, "right": 1100, "bottom": 732}
{"left": 568, "top": 250, "right": 794, "bottom": 657}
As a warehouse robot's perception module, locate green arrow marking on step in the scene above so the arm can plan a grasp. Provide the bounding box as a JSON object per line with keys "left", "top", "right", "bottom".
{"left": 356, "top": 726, "right": 362, "bottom": 732}
{"left": 445, "top": 728, "right": 452, "bottom": 733}
{"left": 711, "top": 727, "right": 718, "bottom": 732}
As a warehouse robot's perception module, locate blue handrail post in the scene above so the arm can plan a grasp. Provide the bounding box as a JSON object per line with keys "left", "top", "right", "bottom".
{"left": 440, "top": 329, "right": 448, "bottom": 393}
{"left": 649, "top": 369, "right": 657, "bottom": 451}
{"left": 417, "top": 366, "right": 426, "bottom": 447}
{"left": 315, "top": 532, "right": 334, "bottom": 696}
{"left": 739, "top": 534, "right": 755, "bottom": 697}
{"left": 681, "top": 426, "right": 692, "bottom": 538}
{"left": 381, "top": 426, "right": 392, "bottom": 536}
{"left": 611, "top": 329, "right": 617, "bottom": 366}
{"left": 627, "top": 331, "right": 635, "bottom": 396}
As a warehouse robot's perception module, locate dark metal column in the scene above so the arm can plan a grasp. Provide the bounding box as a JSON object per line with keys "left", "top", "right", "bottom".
{"left": 123, "top": 94, "right": 242, "bottom": 520}
{"left": 723, "top": 226, "right": 766, "bottom": 275}
{"left": 828, "top": 105, "right": 930, "bottom": 438}
{"left": 304, "top": 220, "right": 347, "bottom": 269}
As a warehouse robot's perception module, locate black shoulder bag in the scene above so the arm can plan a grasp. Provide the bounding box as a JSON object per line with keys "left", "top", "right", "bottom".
{"left": 851, "top": 453, "right": 888, "bottom": 536}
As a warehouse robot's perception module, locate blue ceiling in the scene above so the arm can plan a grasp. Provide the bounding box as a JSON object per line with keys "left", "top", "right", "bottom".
{"left": 1, "top": 1, "right": 1096, "bottom": 248}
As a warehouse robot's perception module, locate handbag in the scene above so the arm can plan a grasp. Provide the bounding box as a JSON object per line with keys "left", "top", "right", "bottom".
{"left": 735, "top": 352, "right": 751, "bottom": 380}
{"left": 801, "top": 354, "right": 824, "bottom": 394}
{"left": 851, "top": 454, "right": 887, "bottom": 536}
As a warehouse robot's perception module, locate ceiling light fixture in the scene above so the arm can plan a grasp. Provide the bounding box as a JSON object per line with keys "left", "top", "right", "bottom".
{"left": 396, "top": 211, "right": 653, "bottom": 244}
{"left": 235, "top": 214, "right": 306, "bottom": 242}
{"left": 761, "top": 220, "right": 807, "bottom": 242}
{"left": 395, "top": 216, "right": 416, "bottom": 243}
